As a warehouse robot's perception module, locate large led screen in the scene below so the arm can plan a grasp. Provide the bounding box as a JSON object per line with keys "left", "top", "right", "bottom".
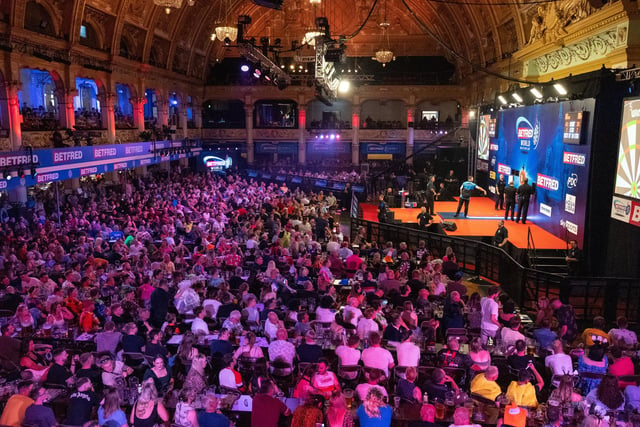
{"left": 489, "top": 100, "right": 594, "bottom": 246}
{"left": 611, "top": 98, "right": 640, "bottom": 227}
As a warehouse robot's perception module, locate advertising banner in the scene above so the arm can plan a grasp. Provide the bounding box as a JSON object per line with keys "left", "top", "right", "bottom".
{"left": 490, "top": 100, "right": 594, "bottom": 246}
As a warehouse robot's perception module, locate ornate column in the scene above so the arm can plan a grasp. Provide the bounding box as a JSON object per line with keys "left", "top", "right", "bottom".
{"left": 4, "top": 81, "right": 22, "bottom": 150}
{"left": 406, "top": 104, "right": 415, "bottom": 165}
{"left": 194, "top": 107, "right": 202, "bottom": 129}
{"left": 352, "top": 104, "right": 361, "bottom": 166}
{"left": 298, "top": 109, "right": 306, "bottom": 165}
{"left": 245, "top": 103, "right": 255, "bottom": 164}
{"left": 157, "top": 100, "right": 169, "bottom": 128}
{"left": 100, "top": 92, "right": 116, "bottom": 144}
{"left": 59, "top": 89, "right": 77, "bottom": 130}
{"left": 130, "top": 97, "right": 146, "bottom": 133}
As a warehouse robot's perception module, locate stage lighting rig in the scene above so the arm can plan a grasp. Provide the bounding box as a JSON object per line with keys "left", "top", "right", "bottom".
{"left": 238, "top": 40, "right": 291, "bottom": 90}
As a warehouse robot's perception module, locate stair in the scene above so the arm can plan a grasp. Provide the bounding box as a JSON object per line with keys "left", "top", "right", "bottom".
{"left": 529, "top": 249, "right": 568, "bottom": 276}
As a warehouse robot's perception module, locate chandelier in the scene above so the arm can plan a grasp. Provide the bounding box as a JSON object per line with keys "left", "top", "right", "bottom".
{"left": 153, "top": 0, "right": 183, "bottom": 14}
{"left": 372, "top": 21, "right": 395, "bottom": 66}
{"left": 302, "top": 28, "right": 323, "bottom": 46}
{"left": 212, "top": 0, "right": 238, "bottom": 42}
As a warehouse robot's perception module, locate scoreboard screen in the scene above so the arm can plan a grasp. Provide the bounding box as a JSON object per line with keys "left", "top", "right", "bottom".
{"left": 563, "top": 111, "right": 585, "bottom": 144}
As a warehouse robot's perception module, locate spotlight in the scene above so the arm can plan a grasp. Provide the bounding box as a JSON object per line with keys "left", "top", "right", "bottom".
{"left": 553, "top": 83, "right": 568, "bottom": 95}
{"left": 263, "top": 69, "right": 271, "bottom": 81}
{"left": 497, "top": 95, "right": 507, "bottom": 105}
{"left": 329, "top": 134, "right": 335, "bottom": 140}
{"left": 530, "top": 87, "right": 543, "bottom": 99}
{"left": 512, "top": 92, "right": 523, "bottom": 103}
{"left": 253, "top": 67, "right": 261, "bottom": 79}
{"left": 338, "top": 80, "right": 350, "bottom": 94}
{"left": 469, "top": 110, "right": 475, "bottom": 118}
{"left": 5, "top": 173, "right": 11, "bottom": 181}
{"left": 240, "top": 64, "right": 250, "bottom": 72}
{"left": 336, "top": 134, "right": 340, "bottom": 140}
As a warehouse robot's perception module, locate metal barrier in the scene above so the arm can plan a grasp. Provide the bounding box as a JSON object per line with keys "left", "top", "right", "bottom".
{"left": 351, "top": 217, "right": 640, "bottom": 324}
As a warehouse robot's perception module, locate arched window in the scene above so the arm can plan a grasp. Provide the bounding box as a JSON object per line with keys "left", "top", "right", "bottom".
{"left": 74, "top": 78, "right": 101, "bottom": 130}
{"left": 18, "top": 69, "right": 59, "bottom": 131}
{"left": 169, "top": 93, "right": 179, "bottom": 126}
{"left": 79, "top": 22, "right": 100, "bottom": 50}
{"left": 115, "top": 84, "right": 134, "bottom": 129}
{"left": 144, "top": 89, "right": 157, "bottom": 122}
{"left": 119, "top": 37, "right": 131, "bottom": 59}
{"left": 24, "top": 1, "right": 56, "bottom": 37}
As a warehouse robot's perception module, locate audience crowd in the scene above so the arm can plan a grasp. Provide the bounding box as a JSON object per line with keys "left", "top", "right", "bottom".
{"left": 0, "top": 167, "right": 638, "bottom": 427}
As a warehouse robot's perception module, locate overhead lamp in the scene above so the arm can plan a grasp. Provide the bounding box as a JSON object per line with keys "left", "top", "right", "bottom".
{"left": 530, "top": 87, "right": 543, "bottom": 99}
{"left": 213, "top": 0, "right": 238, "bottom": 42}
{"left": 252, "top": 67, "right": 261, "bottom": 79}
{"left": 468, "top": 110, "right": 475, "bottom": 118}
{"left": 302, "top": 29, "right": 323, "bottom": 46}
{"left": 512, "top": 92, "right": 523, "bottom": 103}
{"left": 497, "top": 95, "right": 508, "bottom": 105}
{"left": 240, "top": 64, "right": 250, "bottom": 72}
{"left": 154, "top": 0, "right": 183, "bottom": 14}
{"left": 553, "top": 83, "right": 568, "bottom": 95}
{"left": 338, "top": 80, "right": 351, "bottom": 94}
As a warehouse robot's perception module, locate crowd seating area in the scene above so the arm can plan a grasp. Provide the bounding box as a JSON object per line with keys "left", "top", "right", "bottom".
{"left": 20, "top": 106, "right": 59, "bottom": 131}
{"left": 0, "top": 168, "right": 638, "bottom": 427}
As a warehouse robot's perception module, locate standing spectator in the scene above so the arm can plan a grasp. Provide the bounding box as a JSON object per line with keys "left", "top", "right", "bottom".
{"left": 584, "top": 375, "right": 625, "bottom": 418}
{"left": 64, "top": 377, "right": 99, "bottom": 426}
{"left": 545, "top": 340, "right": 573, "bottom": 387}
{"left": 551, "top": 298, "right": 578, "bottom": 344}
{"left": 198, "top": 393, "right": 230, "bottom": 427}
{"left": 150, "top": 281, "right": 170, "bottom": 328}
{"left": 532, "top": 318, "right": 557, "bottom": 351}
{"left": 251, "top": 379, "right": 291, "bottom": 427}
{"left": 480, "top": 286, "right": 501, "bottom": 345}
{"left": 95, "top": 321, "right": 122, "bottom": 355}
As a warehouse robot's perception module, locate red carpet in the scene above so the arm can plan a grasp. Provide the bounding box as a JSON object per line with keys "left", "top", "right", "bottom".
{"left": 360, "top": 197, "right": 566, "bottom": 250}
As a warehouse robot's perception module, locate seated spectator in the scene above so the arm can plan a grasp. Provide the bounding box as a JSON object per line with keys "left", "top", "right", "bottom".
{"left": 608, "top": 346, "right": 635, "bottom": 388}
{"left": 581, "top": 316, "right": 610, "bottom": 347}
{"left": 421, "top": 368, "right": 460, "bottom": 402}
{"left": 219, "top": 354, "right": 244, "bottom": 391}
{"left": 75, "top": 352, "right": 101, "bottom": 386}
{"left": 0, "top": 380, "right": 34, "bottom": 427}
{"left": 174, "top": 388, "right": 199, "bottom": 427}
{"left": 357, "top": 388, "right": 392, "bottom": 427}
{"left": 130, "top": 381, "right": 169, "bottom": 426}
{"left": 505, "top": 367, "right": 544, "bottom": 408}
{"left": 438, "top": 336, "right": 470, "bottom": 369}
{"left": 64, "top": 377, "right": 99, "bottom": 426}
{"left": 357, "top": 308, "right": 380, "bottom": 341}
{"left": 312, "top": 358, "right": 341, "bottom": 398}
{"left": 268, "top": 328, "right": 295, "bottom": 375}
{"left": 145, "top": 329, "right": 168, "bottom": 357}
{"left": 545, "top": 340, "right": 574, "bottom": 387}
{"left": 362, "top": 332, "right": 395, "bottom": 378}
{"left": 532, "top": 318, "right": 557, "bottom": 351}
{"left": 209, "top": 327, "right": 234, "bottom": 357}
{"left": 190, "top": 306, "right": 210, "bottom": 335}
{"left": 121, "top": 322, "right": 145, "bottom": 353}
{"left": 408, "top": 404, "right": 436, "bottom": 427}
{"left": 500, "top": 316, "right": 525, "bottom": 350}
{"left": 397, "top": 333, "right": 421, "bottom": 369}
{"left": 396, "top": 366, "right": 423, "bottom": 403}
{"left": 293, "top": 365, "right": 318, "bottom": 401}
{"left": 549, "top": 375, "right": 583, "bottom": 406}
{"left": 578, "top": 343, "right": 608, "bottom": 395}
{"left": 23, "top": 386, "right": 56, "bottom": 427}
{"left": 507, "top": 340, "right": 534, "bottom": 371}
{"left": 356, "top": 368, "right": 388, "bottom": 401}
{"left": 297, "top": 331, "right": 324, "bottom": 364}
{"left": 609, "top": 316, "right": 638, "bottom": 349}
{"left": 442, "top": 291, "right": 465, "bottom": 331}
{"left": 383, "top": 312, "right": 409, "bottom": 343}
{"left": 584, "top": 374, "right": 625, "bottom": 418}
{"left": 343, "top": 297, "right": 363, "bottom": 327}
{"left": 291, "top": 395, "right": 324, "bottom": 426}
{"left": 315, "top": 296, "right": 337, "bottom": 323}
{"left": 470, "top": 366, "right": 502, "bottom": 401}
{"left": 198, "top": 393, "right": 231, "bottom": 427}
{"left": 45, "top": 348, "right": 73, "bottom": 386}
{"left": 98, "top": 388, "right": 128, "bottom": 427}
{"left": 95, "top": 321, "right": 122, "bottom": 355}
{"left": 326, "top": 393, "right": 355, "bottom": 427}
{"left": 264, "top": 311, "right": 284, "bottom": 341}
{"left": 449, "top": 407, "right": 481, "bottom": 427}
{"left": 336, "top": 334, "right": 362, "bottom": 378}
{"left": 234, "top": 331, "right": 264, "bottom": 361}
{"left": 99, "top": 355, "right": 133, "bottom": 388}
{"left": 184, "top": 353, "right": 208, "bottom": 393}
{"left": 143, "top": 355, "right": 173, "bottom": 397}
{"left": 468, "top": 337, "right": 491, "bottom": 373}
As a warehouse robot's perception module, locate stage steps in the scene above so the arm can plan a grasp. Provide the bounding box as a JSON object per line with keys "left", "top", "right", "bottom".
{"left": 529, "top": 249, "right": 568, "bottom": 276}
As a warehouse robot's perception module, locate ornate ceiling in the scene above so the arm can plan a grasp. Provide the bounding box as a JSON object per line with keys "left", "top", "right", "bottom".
{"left": 0, "top": 0, "right": 609, "bottom": 81}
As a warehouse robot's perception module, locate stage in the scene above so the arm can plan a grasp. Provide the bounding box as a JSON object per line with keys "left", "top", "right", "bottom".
{"left": 360, "top": 197, "right": 567, "bottom": 250}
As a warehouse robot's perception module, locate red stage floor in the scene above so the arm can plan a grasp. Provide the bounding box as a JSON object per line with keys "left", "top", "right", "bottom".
{"left": 360, "top": 197, "right": 567, "bottom": 250}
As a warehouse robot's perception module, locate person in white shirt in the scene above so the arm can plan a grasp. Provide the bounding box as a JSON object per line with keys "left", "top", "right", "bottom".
{"left": 336, "top": 335, "right": 362, "bottom": 380}
{"left": 396, "top": 334, "right": 421, "bottom": 369}
{"left": 190, "top": 307, "right": 210, "bottom": 335}
{"left": 544, "top": 339, "right": 574, "bottom": 387}
{"left": 355, "top": 368, "right": 388, "bottom": 401}
{"left": 357, "top": 308, "right": 380, "bottom": 341}
{"left": 268, "top": 328, "right": 295, "bottom": 375}
{"left": 609, "top": 316, "right": 639, "bottom": 349}
{"left": 218, "top": 354, "right": 244, "bottom": 390}
{"left": 342, "top": 298, "right": 363, "bottom": 328}
{"left": 500, "top": 316, "right": 525, "bottom": 350}
{"left": 481, "top": 286, "right": 501, "bottom": 345}
{"left": 361, "top": 332, "right": 395, "bottom": 378}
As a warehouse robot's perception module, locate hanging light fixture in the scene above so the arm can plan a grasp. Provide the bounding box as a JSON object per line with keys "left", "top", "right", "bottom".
{"left": 372, "top": 0, "right": 395, "bottom": 67}
{"left": 213, "top": 0, "right": 238, "bottom": 42}
{"left": 153, "top": 0, "right": 183, "bottom": 14}
{"left": 302, "top": 27, "right": 323, "bottom": 46}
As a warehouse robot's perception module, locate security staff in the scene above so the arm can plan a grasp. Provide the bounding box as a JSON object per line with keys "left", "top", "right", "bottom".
{"left": 504, "top": 180, "right": 517, "bottom": 221}
{"left": 493, "top": 220, "right": 509, "bottom": 248}
{"left": 377, "top": 194, "right": 389, "bottom": 223}
{"left": 417, "top": 206, "right": 432, "bottom": 230}
{"left": 425, "top": 175, "right": 436, "bottom": 216}
{"left": 495, "top": 174, "right": 506, "bottom": 210}
{"left": 516, "top": 178, "right": 533, "bottom": 224}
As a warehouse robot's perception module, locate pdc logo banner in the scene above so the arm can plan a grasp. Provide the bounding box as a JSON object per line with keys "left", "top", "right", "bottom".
{"left": 516, "top": 117, "right": 540, "bottom": 152}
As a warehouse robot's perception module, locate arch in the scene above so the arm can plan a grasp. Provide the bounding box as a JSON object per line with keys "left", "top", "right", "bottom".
{"left": 79, "top": 20, "right": 103, "bottom": 51}
{"left": 360, "top": 99, "right": 407, "bottom": 129}
{"left": 202, "top": 99, "right": 245, "bottom": 128}
{"left": 306, "top": 99, "right": 353, "bottom": 130}
{"left": 119, "top": 34, "right": 135, "bottom": 60}
{"left": 24, "top": 0, "right": 58, "bottom": 38}
{"left": 19, "top": 68, "right": 64, "bottom": 131}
